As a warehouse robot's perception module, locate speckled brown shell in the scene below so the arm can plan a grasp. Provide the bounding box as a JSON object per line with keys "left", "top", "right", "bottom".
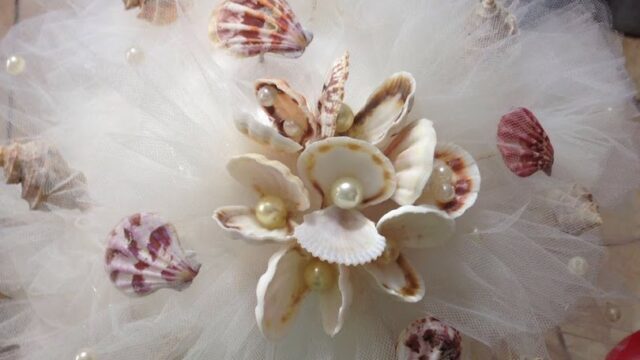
{"left": 396, "top": 316, "right": 462, "bottom": 360}
{"left": 316, "top": 52, "right": 350, "bottom": 138}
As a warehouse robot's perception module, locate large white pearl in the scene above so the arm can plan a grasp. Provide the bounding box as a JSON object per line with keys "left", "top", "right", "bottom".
{"left": 5, "top": 55, "right": 26, "bottom": 75}
{"left": 432, "top": 159, "right": 453, "bottom": 182}
{"left": 432, "top": 181, "right": 455, "bottom": 203}
{"left": 125, "top": 46, "right": 145, "bottom": 65}
{"left": 568, "top": 256, "right": 588, "bottom": 276}
{"left": 283, "top": 120, "right": 302, "bottom": 138}
{"left": 303, "top": 260, "right": 335, "bottom": 291}
{"left": 255, "top": 195, "right": 288, "bottom": 230}
{"left": 335, "top": 103, "right": 354, "bottom": 133}
{"left": 75, "top": 349, "right": 95, "bottom": 360}
{"left": 330, "top": 177, "right": 363, "bottom": 209}
{"left": 257, "top": 85, "right": 277, "bottom": 107}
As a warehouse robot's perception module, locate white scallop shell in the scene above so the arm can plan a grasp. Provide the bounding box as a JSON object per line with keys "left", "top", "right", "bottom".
{"left": 227, "top": 153, "right": 309, "bottom": 211}
{"left": 377, "top": 205, "right": 455, "bottom": 249}
{"left": 316, "top": 52, "right": 350, "bottom": 139}
{"left": 364, "top": 253, "right": 424, "bottom": 302}
{"left": 294, "top": 206, "right": 386, "bottom": 266}
{"left": 213, "top": 205, "right": 295, "bottom": 242}
{"left": 384, "top": 118, "right": 437, "bottom": 206}
{"left": 297, "top": 137, "right": 396, "bottom": 208}
{"left": 234, "top": 111, "right": 303, "bottom": 153}
{"left": 348, "top": 72, "right": 416, "bottom": 148}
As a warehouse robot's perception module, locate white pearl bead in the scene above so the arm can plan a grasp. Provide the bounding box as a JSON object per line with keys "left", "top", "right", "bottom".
{"left": 125, "top": 46, "right": 145, "bottom": 65}
{"left": 75, "top": 349, "right": 95, "bottom": 360}
{"left": 335, "top": 103, "right": 354, "bottom": 133}
{"left": 255, "top": 195, "right": 288, "bottom": 230}
{"left": 283, "top": 120, "right": 302, "bottom": 138}
{"left": 304, "top": 260, "right": 335, "bottom": 291}
{"left": 257, "top": 85, "right": 277, "bottom": 107}
{"left": 5, "top": 55, "right": 26, "bottom": 75}
{"left": 568, "top": 256, "right": 588, "bottom": 276}
{"left": 432, "top": 159, "right": 453, "bottom": 182}
{"left": 432, "top": 181, "right": 455, "bottom": 203}
{"left": 606, "top": 303, "right": 621, "bottom": 322}
{"left": 330, "top": 177, "right": 363, "bottom": 209}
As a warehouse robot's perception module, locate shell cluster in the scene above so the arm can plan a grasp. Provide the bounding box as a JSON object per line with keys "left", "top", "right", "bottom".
{"left": 396, "top": 316, "right": 462, "bottom": 360}
{"left": 0, "top": 141, "right": 90, "bottom": 211}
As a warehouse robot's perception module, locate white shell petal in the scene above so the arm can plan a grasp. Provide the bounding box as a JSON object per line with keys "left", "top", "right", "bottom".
{"left": 255, "top": 244, "right": 309, "bottom": 340}
{"left": 365, "top": 253, "right": 424, "bottom": 302}
{"left": 294, "top": 206, "right": 386, "bottom": 266}
{"left": 234, "top": 112, "right": 303, "bottom": 153}
{"left": 420, "top": 143, "right": 480, "bottom": 218}
{"left": 316, "top": 52, "right": 350, "bottom": 139}
{"left": 349, "top": 72, "right": 416, "bottom": 148}
{"left": 384, "top": 118, "right": 437, "bottom": 206}
{"left": 377, "top": 205, "right": 454, "bottom": 249}
{"left": 227, "top": 153, "right": 309, "bottom": 211}
{"left": 319, "top": 265, "right": 352, "bottom": 337}
{"left": 213, "top": 206, "right": 295, "bottom": 242}
{"left": 297, "top": 137, "right": 396, "bottom": 208}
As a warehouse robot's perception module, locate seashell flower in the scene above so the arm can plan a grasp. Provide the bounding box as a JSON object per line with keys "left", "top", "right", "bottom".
{"left": 209, "top": 0, "right": 313, "bottom": 58}
{"left": 123, "top": 0, "right": 191, "bottom": 25}
{"left": 396, "top": 316, "right": 462, "bottom": 360}
{"left": 497, "top": 107, "right": 554, "bottom": 177}
{"left": 105, "top": 213, "right": 201, "bottom": 295}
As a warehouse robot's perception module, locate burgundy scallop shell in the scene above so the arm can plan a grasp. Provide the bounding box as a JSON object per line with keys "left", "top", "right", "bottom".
{"left": 497, "top": 107, "right": 554, "bottom": 177}
{"left": 396, "top": 316, "right": 462, "bottom": 360}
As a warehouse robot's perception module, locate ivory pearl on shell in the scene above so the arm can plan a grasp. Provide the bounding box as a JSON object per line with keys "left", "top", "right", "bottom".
{"left": 5, "top": 55, "right": 26, "bottom": 75}
{"left": 303, "top": 260, "right": 335, "bottom": 291}
{"left": 257, "top": 85, "right": 277, "bottom": 107}
{"left": 330, "top": 177, "right": 363, "bottom": 210}
{"left": 335, "top": 103, "right": 355, "bottom": 133}
{"left": 255, "top": 195, "right": 288, "bottom": 230}
{"left": 432, "top": 181, "right": 456, "bottom": 203}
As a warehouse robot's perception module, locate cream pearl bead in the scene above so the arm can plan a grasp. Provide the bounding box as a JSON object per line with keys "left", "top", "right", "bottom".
{"left": 432, "top": 159, "right": 453, "bottom": 182}
{"left": 330, "top": 177, "right": 363, "bottom": 209}
{"left": 283, "top": 120, "right": 302, "bottom": 138}
{"left": 432, "top": 181, "right": 455, "bottom": 203}
{"left": 304, "top": 260, "right": 335, "bottom": 291}
{"left": 257, "top": 85, "right": 277, "bottom": 107}
{"left": 5, "top": 55, "right": 26, "bottom": 75}
{"left": 606, "top": 303, "right": 621, "bottom": 322}
{"left": 125, "top": 46, "right": 145, "bottom": 65}
{"left": 75, "top": 349, "right": 95, "bottom": 360}
{"left": 255, "top": 195, "right": 288, "bottom": 230}
{"left": 568, "top": 256, "right": 588, "bottom": 276}
{"left": 335, "top": 103, "right": 354, "bottom": 133}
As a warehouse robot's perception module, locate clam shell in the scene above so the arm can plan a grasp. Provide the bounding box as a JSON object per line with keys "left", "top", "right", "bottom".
{"left": 547, "top": 184, "right": 602, "bottom": 236}
{"left": 297, "top": 137, "right": 396, "bottom": 208}
{"left": 384, "top": 118, "right": 437, "bottom": 206}
{"left": 294, "top": 206, "right": 386, "bottom": 266}
{"left": 377, "top": 205, "right": 455, "bottom": 249}
{"left": 209, "top": 0, "right": 313, "bottom": 58}
{"left": 497, "top": 107, "right": 554, "bottom": 177}
{"left": 396, "top": 316, "right": 462, "bottom": 360}
{"left": 234, "top": 111, "right": 303, "bottom": 153}
{"left": 364, "top": 253, "right": 424, "bottom": 302}
{"left": 105, "top": 213, "right": 201, "bottom": 296}
{"left": 213, "top": 205, "right": 295, "bottom": 242}
{"left": 420, "top": 143, "right": 480, "bottom": 218}
{"left": 348, "top": 72, "right": 416, "bottom": 148}
{"left": 227, "top": 153, "right": 309, "bottom": 211}
{"left": 316, "top": 52, "right": 350, "bottom": 139}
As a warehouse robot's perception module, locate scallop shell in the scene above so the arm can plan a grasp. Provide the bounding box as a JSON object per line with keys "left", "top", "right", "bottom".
{"left": 0, "top": 141, "right": 90, "bottom": 211}
{"left": 365, "top": 253, "right": 424, "bottom": 302}
{"left": 497, "top": 107, "right": 554, "bottom": 177}
{"left": 547, "top": 184, "right": 602, "bottom": 236}
{"left": 396, "top": 316, "right": 462, "bottom": 360}
{"left": 124, "top": 0, "right": 190, "bottom": 25}
{"left": 255, "top": 79, "right": 316, "bottom": 145}
{"left": 384, "top": 118, "right": 437, "bottom": 206}
{"left": 297, "top": 137, "right": 396, "bottom": 208}
{"left": 105, "top": 213, "right": 200, "bottom": 296}
{"left": 316, "top": 52, "right": 350, "bottom": 139}
{"left": 214, "top": 205, "right": 296, "bottom": 242}
{"left": 377, "top": 205, "right": 455, "bottom": 249}
{"left": 348, "top": 72, "right": 416, "bottom": 148}
{"left": 209, "top": 0, "right": 313, "bottom": 58}
{"left": 234, "top": 111, "right": 303, "bottom": 153}
{"left": 293, "top": 206, "right": 386, "bottom": 265}
{"left": 420, "top": 143, "right": 480, "bottom": 218}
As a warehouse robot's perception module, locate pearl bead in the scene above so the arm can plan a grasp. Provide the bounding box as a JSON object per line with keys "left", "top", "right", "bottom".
{"left": 606, "top": 303, "right": 621, "bottom": 322}
{"left": 303, "top": 260, "right": 335, "bottom": 291}
{"left": 5, "top": 55, "right": 26, "bottom": 75}
{"left": 432, "top": 181, "right": 455, "bottom": 203}
{"left": 75, "top": 349, "right": 95, "bottom": 360}
{"left": 330, "top": 177, "right": 363, "bottom": 209}
{"left": 283, "top": 120, "right": 302, "bottom": 138}
{"left": 125, "top": 46, "right": 145, "bottom": 65}
{"left": 257, "top": 85, "right": 277, "bottom": 107}
{"left": 432, "top": 159, "right": 453, "bottom": 182}
{"left": 255, "top": 195, "right": 288, "bottom": 230}
{"left": 335, "top": 103, "right": 354, "bottom": 133}
{"left": 568, "top": 256, "right": 588, "bottom": 276}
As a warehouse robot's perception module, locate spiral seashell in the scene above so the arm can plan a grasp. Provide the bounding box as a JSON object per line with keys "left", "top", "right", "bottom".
{"left": 396, "top": 316, "right": 462, "bottom": 360}
{"left": 105, "top": 213, "right": 201, "bottom": 296}
{"left": 0, "top": 141, "right": 90, "bottom": 211}
{"left": 497, "top": 107, "right": 554, "bottom": 177}
{"left": 209, "top": 0, "right": 313, "bottom": 58}
{"left": 123, "top": 0, "right": 191, "bottom": 25}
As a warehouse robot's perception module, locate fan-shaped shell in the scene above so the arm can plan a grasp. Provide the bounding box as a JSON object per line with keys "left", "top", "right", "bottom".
{"left": 316, "top": 52, "right": 350, "bottom": 138}
{"left": 209, "top": 0, "right": 313, "bottom": 58}
{"left": 497, "top": 107, "right": 554, "bottom": 177}
{"left": 396, "top": 316, "right": 462, "bottom": 360}
{"left": 365, "top": 253, "right": 424, "bottom": 303}
{"left": 214, "top": 205, "right": 296, "bottom": 242}
{"left": 124, "top": 0, "right": 190, "bottom": 25}
{"left": 419, "top": 143, "right": 480, "bottom": 218}
{"left": 377, "top": 205, "right": 454, "bottom": 249}
{"left": 297, "top": 137, "right": 396, "bottom": 208}
{"left": 348, "top": 72, "right": 416, "bottom": 148}
{"left": 234, "top": 111, "right": 303, "bottom": 153}
{"left": 105, "top": 213, "right": 200, "bottom": 296}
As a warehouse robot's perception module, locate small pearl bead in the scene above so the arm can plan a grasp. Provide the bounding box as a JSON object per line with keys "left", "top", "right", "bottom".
{"left": 283, "top": 120, "right": 302, "bottom": 138}
{"left": 432, "top": 181, "right": 455, "bottom": 203}
{"left": 75, "top": 349, "right": 95, "bottom": 360}
{"left": 257, "top": 85, "right": 277, "bottom": 107}
{"left": 335, "top": 103, "right": 354, "bottom": 133}
{"left": 5, "top": 55, "right": 26, "bottom": 75}
{"left": 304, "top": 260, "right": 335, "bottom": 291}
{"left": 330, "top": 177, "right": 363, "bottom": 209}
{"left": 568, "top": 256, "right": 588, "bottom": 276}
{"left": 125, "top": 46, "right": 145, "bottom": 65}
{"left": 432, "top": 159, "right": 453, "bottom": 182}
{"left": 255, "top": 195, "right": 288, "bottom": 230}
{"left": 606, "top": 303, "right": 621, "bottom": 322}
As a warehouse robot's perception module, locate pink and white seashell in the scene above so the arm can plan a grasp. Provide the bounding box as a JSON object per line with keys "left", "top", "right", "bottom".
{"left": 497, "top": 107, "right": 554, "bottom": 177}
{"left": 209, "top": 0, "right": 313, "bottom": 58}
{"left": 105, "top": 213, "right": 201, "bottom": 296}
{"left": 396, "top": 316, "right": 462, "bottom": 360}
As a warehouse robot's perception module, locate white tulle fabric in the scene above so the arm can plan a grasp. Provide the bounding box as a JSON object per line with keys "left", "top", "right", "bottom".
{"left": 0, "top": 0, "right": 638, "bottom": 358}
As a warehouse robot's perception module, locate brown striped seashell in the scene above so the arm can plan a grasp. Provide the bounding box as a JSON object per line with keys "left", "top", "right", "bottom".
{"left": 209, "top": 0, "right": 313, "bottom": 58}
{"left": 316, "top": 52, "right": 350, "bottom": 139}
{"left": 497, "top": 107, "right": 554, "bottom": 177}
{"left": 396, "top": 316, "right": 462, "bottom": 360}
{"left": 123, "top": 0, "right": 191, "bottom": 25}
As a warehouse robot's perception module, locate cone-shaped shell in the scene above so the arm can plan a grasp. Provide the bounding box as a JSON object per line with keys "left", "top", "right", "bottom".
{"left": 316, "top": 52, "right": 350, "bottom": 139}
{"left": 209, "top": 0, "right": 313, "bottom": 58}
{"left": 497, "top": 107, "right": 554, "bottom": 177}
{"left": 105, "top": 213, "right": 200, "bottom": 296}
{"left": 396, "top": 316, "right": 462, "bottom": 360}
